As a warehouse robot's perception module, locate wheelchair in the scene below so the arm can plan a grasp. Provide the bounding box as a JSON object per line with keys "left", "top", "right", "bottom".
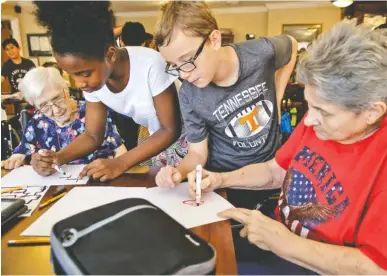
{"left": 1, "top": 104, "right": 34, "bottom": 161}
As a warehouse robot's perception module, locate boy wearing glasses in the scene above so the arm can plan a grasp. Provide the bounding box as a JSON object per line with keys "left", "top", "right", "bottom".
{"left": 155, "top": 1, "right": 297, "bottom": 208}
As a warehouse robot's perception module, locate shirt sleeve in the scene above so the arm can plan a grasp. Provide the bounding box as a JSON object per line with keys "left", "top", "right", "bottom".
{"left": 13, "top": 116, "right": 38, "bottom": 155}
{"left": 83, "top": 91, "right": 101, "bottom": 102}
{"left": 27, "top": 59, "right": 36, "bottom": 69}
{"left": 1, "top": 62, "right": 9, "bottom": 77}
{"left": 356, "top": 161, "right": 387, "bottom": 270}
{"left": 275, "top": 116, "right": 308, "bottom": 170}
{"left": 179, "top": 85, "right": 208, "bottom": 143}
{"left": 147, "top": 51, "right": 178, "bottom": 97}
{"left": 265, "top": 34, "right": 292, "bottom": 70}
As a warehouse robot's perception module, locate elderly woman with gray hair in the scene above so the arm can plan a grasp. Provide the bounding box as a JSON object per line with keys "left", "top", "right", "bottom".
{"left": 186, "top": 21, "right": 387, "bottom": 274}
{"left": 1, "top": 67, "right": 125, "bottom": 170}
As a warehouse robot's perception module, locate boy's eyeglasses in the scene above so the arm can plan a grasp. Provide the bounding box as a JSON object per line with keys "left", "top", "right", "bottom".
{"left": 165, "top": 35, "right": 210, "bottom": 76}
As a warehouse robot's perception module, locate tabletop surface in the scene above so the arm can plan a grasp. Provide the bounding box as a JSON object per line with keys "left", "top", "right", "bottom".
{"left": 1, "top": 167, "right": 237, "bottom": 275}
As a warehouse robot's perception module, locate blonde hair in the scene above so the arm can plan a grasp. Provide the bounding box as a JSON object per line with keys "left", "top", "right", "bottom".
{"left": 155, "top": 1, "right": 218, "bottom": 47}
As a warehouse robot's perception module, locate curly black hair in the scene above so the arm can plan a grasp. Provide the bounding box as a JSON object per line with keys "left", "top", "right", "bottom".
{"left": 33, "top": 1, "right": 115, "bottom": 60}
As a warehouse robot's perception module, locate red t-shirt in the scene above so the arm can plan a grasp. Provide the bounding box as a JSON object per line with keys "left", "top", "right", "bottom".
{"left": 275, "top": 117, "right": 387, "bottom": 269}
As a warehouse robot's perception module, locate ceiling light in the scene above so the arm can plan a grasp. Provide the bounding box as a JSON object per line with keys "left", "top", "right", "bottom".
{"left": 332, "top": 0, "right": 353, "bottom": 8}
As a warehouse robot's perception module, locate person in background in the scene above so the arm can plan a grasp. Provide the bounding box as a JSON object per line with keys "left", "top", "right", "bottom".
{"left": 1, "top": 38, "right": 36, "bottom": 99}
{"left": 116, "top": 21, "right": 153, "bottom": 47}
{"left": 144, "top": 34, "right": 157, "bottom": 50}
{"left": 187, "top": 21, "right": 387, "bottom": 274}
{"left": 154, "top": 1, "right": 297, "bottom": 210}
{"left": 1, "top": 67, "right": 125, "bottom": 170}
{"left": 31, "top": 1, "right": 182, "bottom": 181}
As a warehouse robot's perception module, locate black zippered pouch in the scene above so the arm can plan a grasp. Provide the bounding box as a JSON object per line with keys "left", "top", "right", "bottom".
{"left": 50, "top": 198, "right": 216, "bottom": 275}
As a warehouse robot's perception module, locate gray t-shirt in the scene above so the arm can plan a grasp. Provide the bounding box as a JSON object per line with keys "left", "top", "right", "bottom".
{"left": 179, "top": 35, "right": 292, "bottom": 172}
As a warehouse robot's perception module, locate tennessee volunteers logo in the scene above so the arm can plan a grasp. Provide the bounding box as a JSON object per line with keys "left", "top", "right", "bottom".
{"left": 239, "top": 107, "right": 260, "bottom": 133}
{"left": 225, "top": 100, "right": 273, "bottom": 138}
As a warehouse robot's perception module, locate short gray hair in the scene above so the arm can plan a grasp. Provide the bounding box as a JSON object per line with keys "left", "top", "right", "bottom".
{"left": 297, "top": 20, "right": 387, "bottom": 113}
{"left": 18, "top": 67, "right": 67, "bottom": 103}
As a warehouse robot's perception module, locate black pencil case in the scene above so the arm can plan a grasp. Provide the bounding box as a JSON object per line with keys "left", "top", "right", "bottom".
{"left": 50, "top": 198, "right": 216, "bottom": 275}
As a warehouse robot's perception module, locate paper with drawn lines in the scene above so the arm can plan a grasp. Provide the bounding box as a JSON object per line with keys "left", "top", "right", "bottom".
{"left": 22, "top": 183, "right": 234, "bottom": 236}
{"left": 143, "top": 182, "right": 235, "bottom": 229}
{"left": 21, "top": 186, "right": 147, "bottom": 236}
{"left": 1, "top": 165, "right": 88, "bottom": 187}
{"left": 1, "top": 186, "right": 49, "bottom": 217}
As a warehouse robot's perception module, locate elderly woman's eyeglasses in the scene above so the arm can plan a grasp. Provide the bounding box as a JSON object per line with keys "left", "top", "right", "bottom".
{"left": 36, "top": 95, "right": 66, "bottom": 115}
{"left": 165, "top": 35, "right": 210, "bottom": 77}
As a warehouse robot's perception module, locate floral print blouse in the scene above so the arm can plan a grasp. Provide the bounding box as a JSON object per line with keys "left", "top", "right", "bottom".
{"left": 13, "top": 101, "right": 123, "bottom": 164}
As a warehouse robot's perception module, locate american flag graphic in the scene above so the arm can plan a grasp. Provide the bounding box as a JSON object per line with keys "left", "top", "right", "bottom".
{"left": 278, "top": 168, "right": 333, "bottom": 239}
{"left": 287, "top": 172, "right": 317, "bottom": 206}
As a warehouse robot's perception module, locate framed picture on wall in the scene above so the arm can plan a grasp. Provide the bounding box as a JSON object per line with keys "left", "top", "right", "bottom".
{"left": 282, "top": 24, "right": 322, "bottom": 50}
{"left": 27, "top": 33, "right": 52, "bottom": 57}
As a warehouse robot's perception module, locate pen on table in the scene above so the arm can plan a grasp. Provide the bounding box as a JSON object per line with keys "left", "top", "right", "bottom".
{"left": 8, "top": 237, "right": 50, "bottom": 246}
{"left": 195, "top": 164, "right": 202, "bottom": 207}
{"left": 1, "top": 186, "right": 22, "bottom": 194}
{"left": 39, "top": 192, "right": 67, "bottom": 209}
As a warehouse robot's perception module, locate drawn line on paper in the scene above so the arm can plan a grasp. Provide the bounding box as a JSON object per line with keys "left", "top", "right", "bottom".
{"left": 59, "top": 175, "right": 79, "bottom": 182}
{"left": 182, "top": 199, "right": 204, "bottom": 207}
{"left": 1, "top": 186, "right": 48, "bottom": 215}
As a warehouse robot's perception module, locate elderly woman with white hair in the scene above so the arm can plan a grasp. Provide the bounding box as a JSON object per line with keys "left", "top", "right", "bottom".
{"left": 186, "top": 21, "right": 387, "bottom": 274}
{"left": 2, "top": 67, "right": 125, "bottom": 170}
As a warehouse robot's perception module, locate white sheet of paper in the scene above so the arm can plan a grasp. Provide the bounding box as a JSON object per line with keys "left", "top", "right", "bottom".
{"left": 143, "top": 182, "right": 234, "bottom": 229}
{"left": 1, "top": 165, "right": 89, "bottom": 187}
{"left": 1, "top": 186, "right": 49, "bottom": 217}
{"left": 22, "top": 186, "right": 147, "bottom": 236}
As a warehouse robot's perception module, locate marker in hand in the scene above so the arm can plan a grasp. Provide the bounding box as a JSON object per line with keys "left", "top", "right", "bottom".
{"left": 54, "top": 164, "right": 66, "bottom": 176}
{"left": 38, "top": 149, "right": 65, "bottom": 176}
{"left": 195, "top": 164, "right": 202, "bottom": 207}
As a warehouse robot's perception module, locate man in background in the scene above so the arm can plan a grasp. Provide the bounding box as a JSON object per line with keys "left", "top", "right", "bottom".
{"left": 114, "top": 21, "right": 154, "bottom": 48}
{"left": 1, "top": 38, "right": 35, "bottom": 99}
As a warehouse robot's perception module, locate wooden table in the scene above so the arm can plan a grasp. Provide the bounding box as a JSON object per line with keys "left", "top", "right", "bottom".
{"left": 1, "top": 167, "right": 237, "bottom": 275}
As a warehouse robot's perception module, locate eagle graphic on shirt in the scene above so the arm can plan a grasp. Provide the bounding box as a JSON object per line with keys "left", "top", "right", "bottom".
{"left": 279, "top": 168, "right": 337, "bottom": 236}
